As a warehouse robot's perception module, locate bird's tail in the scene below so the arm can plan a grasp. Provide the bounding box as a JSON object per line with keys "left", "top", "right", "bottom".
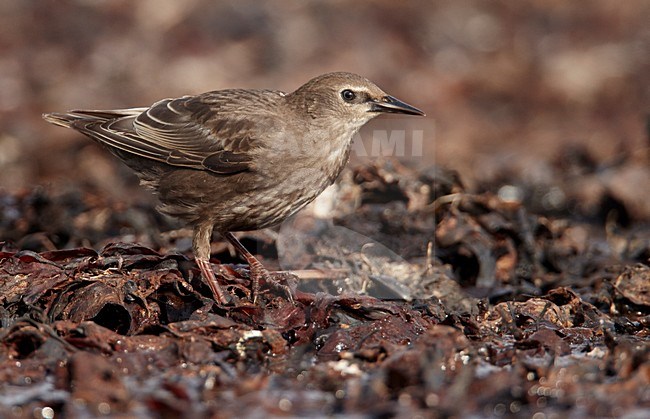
{"left": 42, "top": 108, "right": 147, "bottom": 127}
{"left": 42, "top": 112, "right": 80, "bottom": 128}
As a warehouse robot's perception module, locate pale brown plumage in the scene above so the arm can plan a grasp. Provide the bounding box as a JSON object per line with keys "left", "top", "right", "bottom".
{"left": 43, "top": 72, "right": 424, "bottom": 305}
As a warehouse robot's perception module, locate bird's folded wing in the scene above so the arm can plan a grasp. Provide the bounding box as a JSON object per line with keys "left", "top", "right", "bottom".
{"left": 128, "top": 92, "right": 282, "bottom": 174}
{"left": 114, "top": 96, "right": 242, "bottom": 173}
{"left": 76, "top": 120, "right": 249, "bottom": 174}
{"left": 62, "top": 91, "right": 284, "bottom": 174}
{"left": 50, "top": 90, "right": 284, "bottom": 174}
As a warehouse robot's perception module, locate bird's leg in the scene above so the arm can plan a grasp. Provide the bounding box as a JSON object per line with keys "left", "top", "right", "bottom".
{"left": 222, "top": 232, "right": 294, "bottom": 304}
{"left": 193, "top": 223, "right": 229, "bottom": 304}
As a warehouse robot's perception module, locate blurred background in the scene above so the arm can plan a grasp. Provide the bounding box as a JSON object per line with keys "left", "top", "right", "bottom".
{"left": 0, "top": 0, "right": 648, "bottom": 235}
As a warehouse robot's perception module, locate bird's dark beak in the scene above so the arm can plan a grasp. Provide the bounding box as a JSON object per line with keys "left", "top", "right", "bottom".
{"left": 369, "top": 96, "right": 425, "bottom": 116}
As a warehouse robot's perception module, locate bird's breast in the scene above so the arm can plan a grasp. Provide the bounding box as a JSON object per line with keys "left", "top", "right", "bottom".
{"left": 240, "top": 130, "right": 353, "bottom": 228}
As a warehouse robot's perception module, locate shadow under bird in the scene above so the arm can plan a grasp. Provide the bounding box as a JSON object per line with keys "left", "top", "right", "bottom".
{"left": 43, "top": 72, "right": 425, "bottom": 305}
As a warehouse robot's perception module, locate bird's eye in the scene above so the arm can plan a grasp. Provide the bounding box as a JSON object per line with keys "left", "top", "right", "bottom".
{"left": 341, "top": 89, "right": 356, "bottom": 102}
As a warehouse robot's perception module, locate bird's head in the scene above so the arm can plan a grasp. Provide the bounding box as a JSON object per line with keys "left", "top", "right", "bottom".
{"left": 288, "top": 72, "right": 425, "bottom": 129}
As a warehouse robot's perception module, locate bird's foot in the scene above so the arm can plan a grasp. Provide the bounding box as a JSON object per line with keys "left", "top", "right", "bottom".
{"left": 249, "top": 260, "right": 295, "bottom": 305}
{"left": 196, "top": 258, "right": 230, "bottom": 305}
{"left": 222, "top": 231, "right": 295, "bottom": 305}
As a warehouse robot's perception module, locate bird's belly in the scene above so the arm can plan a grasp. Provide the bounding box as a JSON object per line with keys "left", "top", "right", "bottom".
{"left": 221, "top": 143, "right": 350, "bottom": 230}
{"left": 222, "top": 168, "right": 330, "bottom": 230}
{"left": 157, "top": 147, "right": 348, "bottom": 232}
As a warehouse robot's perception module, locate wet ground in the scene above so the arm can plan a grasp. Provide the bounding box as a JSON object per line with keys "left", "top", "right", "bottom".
{"left": 1, "top": 157, "right": 649, "bottom": 417}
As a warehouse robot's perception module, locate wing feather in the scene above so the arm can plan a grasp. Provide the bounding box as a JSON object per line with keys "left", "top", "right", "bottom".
{"left": 45, "top": 89, "right": 286, "bottom": 174}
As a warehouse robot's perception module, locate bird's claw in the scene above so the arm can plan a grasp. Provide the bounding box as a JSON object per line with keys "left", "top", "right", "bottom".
{"left": 250, "top": 263, "right": 295, "bottom": 304}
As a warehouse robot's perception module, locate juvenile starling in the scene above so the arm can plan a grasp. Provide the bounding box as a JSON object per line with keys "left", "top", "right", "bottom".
{"left": 43, "top": 72, "right": 424, "bottom": 304}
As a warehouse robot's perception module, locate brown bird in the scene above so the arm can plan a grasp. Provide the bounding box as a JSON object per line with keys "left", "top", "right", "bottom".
{"left": 43, "top": 72, "right": 424, "bottom": 304}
